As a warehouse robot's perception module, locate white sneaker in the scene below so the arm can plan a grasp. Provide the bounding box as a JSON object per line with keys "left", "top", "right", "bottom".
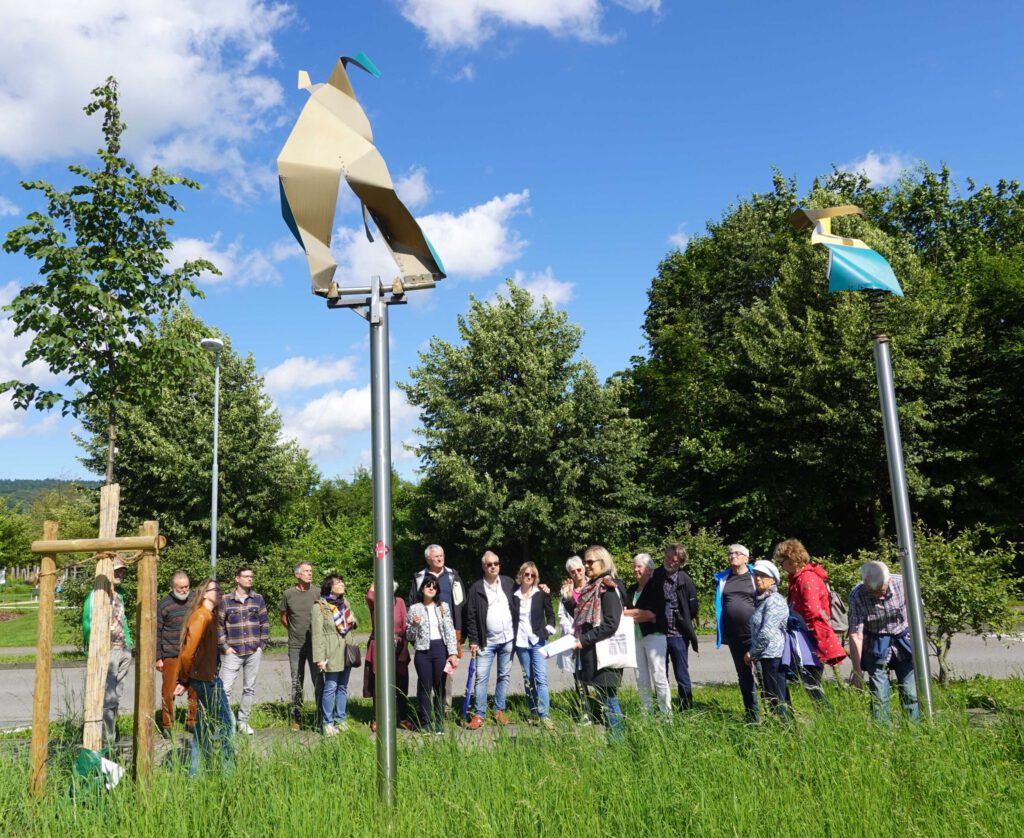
{"left": 323, "top": 724, "right": 339, "bottom": 736}
{"left": 238, "top": 721, "right": 255, "bottom": 735}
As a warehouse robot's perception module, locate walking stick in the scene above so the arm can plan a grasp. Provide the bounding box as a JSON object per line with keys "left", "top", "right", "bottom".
{"left": 462, "top": 651, "right": 477, "bottom": 721}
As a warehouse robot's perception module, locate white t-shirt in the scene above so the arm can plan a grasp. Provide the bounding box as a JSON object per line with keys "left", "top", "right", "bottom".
{"left": 425, "top": 603, "right": 442, "bottom": 641}
{"left": 484, "top": 578, "right": 513, "bottom": 645}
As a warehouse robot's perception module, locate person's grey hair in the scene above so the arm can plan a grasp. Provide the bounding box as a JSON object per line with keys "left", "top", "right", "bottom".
{"left": 293, "top": 561, "right": 312, "bottom": 574}
{"left": 633, "top": 553, "right": 655, "bottom": 573}
{"left": 565, "top": 556, "right": 584, "bottom": 573}
{"left": 171, "top": 570, "right": 189, "bottom": 585}
{"left": 861, "top": 560, "right": 891, "bottom": 592}
{"left": 481, "top": 550, "right": 499, "bottom": 567}
{"left": 424, "top": 544, "right": 443, "bottom": 560}
{"left": 728, "top": 544, "right": 750, "bottom": 558}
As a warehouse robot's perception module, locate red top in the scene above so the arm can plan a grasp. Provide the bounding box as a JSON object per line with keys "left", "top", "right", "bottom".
{"left": 787, "top": 563, "right": 847, "bottom": 665}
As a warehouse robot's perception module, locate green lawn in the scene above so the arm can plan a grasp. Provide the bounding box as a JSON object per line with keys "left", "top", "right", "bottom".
{"left": 2, "top": 678, "right": 1022, "bottom": 836}
{"left": 0, "top": 610, "right": 79, "bottom": 647}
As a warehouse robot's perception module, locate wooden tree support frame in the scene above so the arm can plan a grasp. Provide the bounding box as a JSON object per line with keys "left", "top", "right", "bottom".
{"left": 27, "top": 483, "right": 165, "bottom": 798}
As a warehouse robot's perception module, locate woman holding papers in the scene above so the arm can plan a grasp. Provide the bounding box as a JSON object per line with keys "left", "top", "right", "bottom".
{"left": 511, "top": 562, "right": 557, "bottom": 730}
{"left": 568, "top": 545, "right": 625, "bottom": 741}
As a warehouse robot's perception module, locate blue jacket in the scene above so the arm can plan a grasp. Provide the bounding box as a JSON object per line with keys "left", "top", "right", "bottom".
{"left": 713, "top": 568, "right": 756, "bottom": 648}
{"left": 749, "top": 589, "right": 789, "bottom": 661}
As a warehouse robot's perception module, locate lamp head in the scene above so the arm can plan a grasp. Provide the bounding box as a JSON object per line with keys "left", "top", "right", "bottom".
{"left": 200, "top": 338, "right": 225, "bottom": 353}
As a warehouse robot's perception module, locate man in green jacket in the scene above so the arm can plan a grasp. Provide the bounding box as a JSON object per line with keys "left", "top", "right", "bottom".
{"left": 82, "top": 556, "right": 133, "bottom": 747}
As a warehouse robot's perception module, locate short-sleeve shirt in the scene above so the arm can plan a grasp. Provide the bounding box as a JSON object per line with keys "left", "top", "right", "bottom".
{"left": 722, "top": 571, "right": 757, "bottom": 643}
{"left": 280, "top": 585, "right": 319, "bottom": 649}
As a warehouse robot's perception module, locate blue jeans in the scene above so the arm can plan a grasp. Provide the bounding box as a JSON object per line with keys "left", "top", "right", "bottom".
{"left": 474, "top": 640, "right": 513, "bottom": 718}
{"left": 594, "top": 685, "right": 624, "bottom": 743}
{"left": 866, "top": 654, "right": 920, "bottom": 723}
{"left": 321, "top": 666, "right": 352, "bottom": 725}
{"left": 190, "top": 678, "right": 235, "bottom": 776}
{"left": 756, "top": 657, "right": 792, "bottom": 721}
{"left": 515, "top": 642, "right": 550, "bottom": 719}
{"left": 665, "top": 636, "right": 693, "bottom": 710}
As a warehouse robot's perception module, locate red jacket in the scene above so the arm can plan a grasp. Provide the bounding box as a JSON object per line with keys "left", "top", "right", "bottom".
{"left": 787, "top": 563, "right": 847, "bottom": 665}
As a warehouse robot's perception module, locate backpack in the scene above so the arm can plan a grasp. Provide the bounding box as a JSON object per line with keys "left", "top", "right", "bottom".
{"left": 825, "top": 583, "right": 848, "bottom": 634}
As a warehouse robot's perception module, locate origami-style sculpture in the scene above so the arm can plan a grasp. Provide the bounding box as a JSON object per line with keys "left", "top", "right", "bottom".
{"left": 789, "top": 205, "right": 902, "bottom": 296}
{"left": 277, "top": 53, "right": 446, "bottom": 297}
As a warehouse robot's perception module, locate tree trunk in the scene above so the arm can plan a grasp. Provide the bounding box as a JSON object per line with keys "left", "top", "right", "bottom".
{"left": 105, "top": 404, "right": 116, "bottom": 486}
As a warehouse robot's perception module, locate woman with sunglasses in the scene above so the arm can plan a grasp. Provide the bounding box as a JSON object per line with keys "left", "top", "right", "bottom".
{"left": 407, "top": 575, "right": 459, "bottom": 733}
{"left": 175, "top": 578, "right": 235, "bottom": 775}
{"left": 569, "top": 546, "right": 627, "bottom": 742}
{"left": 511, "top": 561, "right": 557, "bottom": 730}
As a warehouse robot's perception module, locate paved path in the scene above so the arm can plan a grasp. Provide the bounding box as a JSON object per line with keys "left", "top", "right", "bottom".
{"left": 0, "top": 633, "right": 1021, "bottom": 730}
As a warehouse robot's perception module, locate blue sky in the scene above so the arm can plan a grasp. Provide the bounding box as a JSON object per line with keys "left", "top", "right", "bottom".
{"left": 1, "top": 1, "right": 1022, "bottom": 483}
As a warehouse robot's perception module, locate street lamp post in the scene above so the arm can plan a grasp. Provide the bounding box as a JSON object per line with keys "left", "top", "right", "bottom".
{"left": 790, "top": 206, "right": 933, "bottom": 717}
{"left": 200, "top": 337, "right": 224, "bottom": 581}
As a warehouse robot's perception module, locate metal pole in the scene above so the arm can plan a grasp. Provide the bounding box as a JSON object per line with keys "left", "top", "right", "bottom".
{"left": 369, "top": 279, "right": 397, "bottom": 804}
{"left": 210, "top": 348, "right": 221, "bottom": 581}
{"left": 872, "top": 335, "right": 934, "bottom": 717}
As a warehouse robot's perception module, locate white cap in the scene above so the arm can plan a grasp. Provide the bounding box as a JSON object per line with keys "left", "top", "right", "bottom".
{"left": 751, "top": 560, "right": 780, "bottom": 583}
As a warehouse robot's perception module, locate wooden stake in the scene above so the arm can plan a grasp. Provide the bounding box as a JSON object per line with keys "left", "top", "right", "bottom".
{"left": 82, "top": 484, "right": 120, "bottom": 753}
{"left": 132, "top": 521, "right": 158, "bottom": 784}
{"left": 29, "top": 521, "right": 58, "bottom": 799}
{"left": 31, "top": 534, "right": 166, "bottom": 555}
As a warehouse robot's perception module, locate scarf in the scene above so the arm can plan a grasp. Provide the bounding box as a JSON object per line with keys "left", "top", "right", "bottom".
{"left": 325, "top": 595, "right": 354, "bottom": 637}
{"left": 573, "top": 573, "right": 607, "bottom": 637}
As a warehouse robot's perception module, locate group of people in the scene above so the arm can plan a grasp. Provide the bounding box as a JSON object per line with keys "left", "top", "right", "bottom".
{"left": 85, "top": 537, "right": 920, "bottom": 772}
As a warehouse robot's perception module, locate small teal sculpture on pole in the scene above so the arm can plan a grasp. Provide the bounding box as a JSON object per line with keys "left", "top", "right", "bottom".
{"left": 790, "top": 205, "right": 933, "bottom": 718}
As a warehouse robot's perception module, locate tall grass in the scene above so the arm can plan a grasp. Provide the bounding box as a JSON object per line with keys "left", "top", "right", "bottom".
{"left": 1, "top": 680, "right": 1022, "bottom": 837}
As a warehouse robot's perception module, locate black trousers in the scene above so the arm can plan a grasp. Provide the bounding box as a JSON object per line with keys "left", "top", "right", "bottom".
{"left": 758, "top": 657, "right": 792, "bottom": 720}
{"left": 414, "top": 639, "right": 448, "bottom": 732}
{"left": 726, "top": 636, "right": 758, "bottom": 719}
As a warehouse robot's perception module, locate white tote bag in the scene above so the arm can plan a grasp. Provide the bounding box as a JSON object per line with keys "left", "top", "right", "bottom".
{"left": 595, "top": 613, "right": 637, "bottom": 670}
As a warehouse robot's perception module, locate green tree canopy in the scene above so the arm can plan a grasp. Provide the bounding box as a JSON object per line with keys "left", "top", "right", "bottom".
{"left": 402, "top": 281, "right": 649, "bottom": 577}
{"left": 76, "top": 306, "right": 313, "bottom": 576}
{"left": 1, "top": 77, "right": 215, "bottom": 483}
{"left": 626, "top": 166, "right": 1024, "bottom": 556}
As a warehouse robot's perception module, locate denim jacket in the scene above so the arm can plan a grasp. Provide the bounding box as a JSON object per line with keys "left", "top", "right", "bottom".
{"left": 749, "top": 588, "right": 789, "bottom": 660}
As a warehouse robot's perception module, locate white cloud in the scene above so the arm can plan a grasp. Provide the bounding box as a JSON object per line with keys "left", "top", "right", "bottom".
{"left": 668, "top": 223, "right": 689, "bottom": 249}
{"left": 0, "top": 281, "right": 61, "bottom": 440}
{"left": 280, "top": 386, "right": 419, "bottom": 457}
{"left": 332, "top": 189, "right": 530, "bottom": 285}
{"left": 263, "top": 356, "right": 358, "bottom": 395}
{"left": 0, "top": 196, "right": 19, "bottom": 217}
{"left": 395, "top": 166, "right": 432, "bottom": 209}
{"left": 0, "top": 2, "right": 293, "bottom": 200}
{"left": 511, "top": 267, "right": 575, "bottom": 307}
{"left": 398, "top": 0, "right": 659, "bottom": 50}
{"left": 452, "top": 64, "right": 476, "bottom": 82}
{"left": 168, "top": 234, "right": 301, "bottom": 286}
{"left": 841, "top": 151, "right": 918, "bottom": 187}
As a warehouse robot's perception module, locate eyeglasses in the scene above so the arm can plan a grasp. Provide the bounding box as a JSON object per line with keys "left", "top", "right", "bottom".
{"left": 485, "top": 562, "right": 500, "bottom": 568}
{"left": 522, "top": 572, "right": 536, "bottom": 578}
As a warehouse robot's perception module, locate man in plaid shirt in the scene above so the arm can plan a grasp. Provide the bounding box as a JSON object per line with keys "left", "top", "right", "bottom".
{"left": 848, "top": 560, "right": 919, "bottom": 722}
{"left": 218, "top": 565, "right": 270, "bottom": 735}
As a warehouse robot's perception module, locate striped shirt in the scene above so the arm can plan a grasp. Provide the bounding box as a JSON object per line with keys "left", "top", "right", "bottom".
{"left": 218, "top": 590, "right": 270, "bottom": 656}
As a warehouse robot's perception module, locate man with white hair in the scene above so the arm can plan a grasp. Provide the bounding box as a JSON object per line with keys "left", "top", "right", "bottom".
{"left": 848, "top": 560, "right": 919, "bottom": 722}
{"left": 465, "top": 550, "right": 516, "bottom": 729}
{"left": 714, "top": 544, "right": 759, "bottom": 720}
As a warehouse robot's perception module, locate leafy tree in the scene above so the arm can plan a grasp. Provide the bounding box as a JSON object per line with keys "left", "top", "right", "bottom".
{"left": 833, "top": 524, "right": 1019, "bottom": 682}
{"left": 76, "top": 306, "right": 312, "bottom": 572}
{"left": 1, "top": 77, "right": 215, "bottom": 484}
{"left": 402, "top": 281, "right": 649, "bottom": 579}
{"left": 0, "top": 499, "right": 30, "bottom": 568}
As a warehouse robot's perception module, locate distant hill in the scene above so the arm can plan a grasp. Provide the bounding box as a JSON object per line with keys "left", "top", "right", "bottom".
{"left": 0, "top": 478, "right": 102, "bottom": 509}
